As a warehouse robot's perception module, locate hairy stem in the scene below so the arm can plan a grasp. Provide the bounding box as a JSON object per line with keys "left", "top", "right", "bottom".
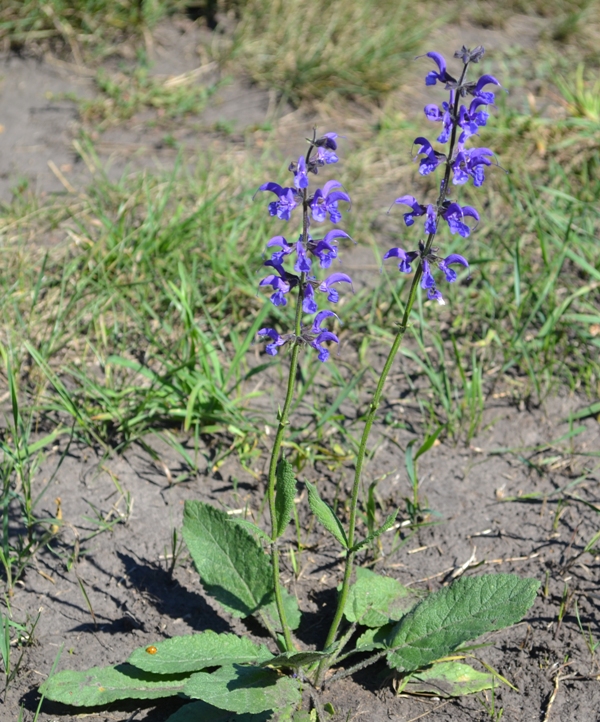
{"left": 266, "top": 144, "right": 314, "bottom": 650}
{"left": 266, "top": 288, "right": 303, "bottom": 651}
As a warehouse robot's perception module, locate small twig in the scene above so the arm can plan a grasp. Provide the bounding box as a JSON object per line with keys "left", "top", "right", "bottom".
{"left": 543, "top": 671, "right": 561, "bottom": 722}
{"left": 404, "top": 700, "right": 452, "bottom": 722}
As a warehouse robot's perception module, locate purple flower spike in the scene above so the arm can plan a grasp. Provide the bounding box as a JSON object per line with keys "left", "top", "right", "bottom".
{"left": 452, "top": 147, "right": 494, "bottom": 187}
{"left": 316, "top": 132, "right": 338, "bottom": 150}
{"left": 311, "top": 180, "right": 351, "bottom": 223}
{"left": 420, "top": 260, "right": 436, "bottom": 290}
{"left": 303, "top": 284, "right": 318, "bottom": 314}
{"left": 266, "top": 235, "right": 294, "bottom": 264}
{"left": 424, "top": 92, "right": 454, "bottom": 143}
{"left": 259, "top": 261, "right": 293, "bottom": 306}
{"left": 394, "top": 195, "right": 425, "bottom": 226}
{"left": 257, "top": 328, "right": 288, "bottom": 356}
{"left": 316, "top": 146, "right": 339, "bottom": 165}
{"left": 294, "top": 156, "right": 309, "bottom": 190}
{"left": 413, "top": 137, "right": 445, "bottom": 175}
{"left": 427, "top": 288, "right": 446, "bottom": 305}
{"left": 442, "top": 203, "right": 480, "bottom": 238}
{"left": 383, "top": 247, "right": 419, "bottom": 274}
{"left": 424, "top": 52, "right": 455, "bottom": 86}
{"left": 438, "top": 253, "right": 469, "bottom": 282}
{"left": 318, "top": 272, "right": 353, "bottom": 303}
{"left": 315, "top": 133, "right": 339, "bottom": 164}
{"left": 258, "top": 182, "right": 299, "bottom": 221}
{"left": 310, "top": 331, "right": 339, "bottom": 362}
{"left": 294, "top": 240, "right": 312, "bottom": 273}
{"left": 472, "top": 74, "right": 501, "bottom": 104}
{"left": 312, "top": 309, "right": 339, "bottom": 334}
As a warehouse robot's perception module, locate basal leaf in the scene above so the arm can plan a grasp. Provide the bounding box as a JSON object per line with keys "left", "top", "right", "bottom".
{"left": 349, "top": 510, "right": 399, "bottom": 553}
{"left": 305, "top": 481, "right": 347, "bottom": 548}
{"left": 387, "top": 574, "right": 540, "bottom": 672}
{"left": 344, "top": 567, "right": 421, "bottom": 628}
{"left": 40, "top": 664, "right": 188, "bottom": 706}
{"left": 165, "top": 700, "right": 271, "bottom": 722}
{"left": 128, "top": 631, "right": 273, "bottom": 674}
{"left": 183, "top": 501, "right": 274, "bottom": 619}
{"left": 403, "top": 661, "right": 494, "bottom": 697}
{"left": 275, "top": 458, "right": 296, "bottom": 539}
{"left": 184, "top": 664, "right": 301, "bottom": 714}
{"left": 355, "top": 623, "right": 394, "bottom": 651}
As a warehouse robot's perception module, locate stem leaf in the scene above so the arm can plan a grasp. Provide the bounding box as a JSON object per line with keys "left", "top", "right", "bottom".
{"left": 349, "top": 510, "right": 399, "bottom": 554}
{"left": 305, "top": 481, "right": 348, "bottom": 549}
{"left": 274, "top": 458, "right": 296, "bottom": 539}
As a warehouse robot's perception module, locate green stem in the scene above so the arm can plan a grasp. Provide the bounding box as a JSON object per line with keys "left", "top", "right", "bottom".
{"left": 316, "top": 266, "right": 422, "bottom": 678}
{"left": 266, "top": 289, "right": 303, "bottom": 651}
{"left": 266, "top": 140, "right": 315, "bottom": 650}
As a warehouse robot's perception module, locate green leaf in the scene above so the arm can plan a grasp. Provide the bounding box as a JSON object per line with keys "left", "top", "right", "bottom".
{"left": 261, "top": 587, "right": 302, "bottom": 633}
{"left": 39, "top": 664, "right": 188, "bottom": 706}
{"left": 261, "top": 650, "right": 329, "bottom": 669}
{"left": 355, "top": 624, "right": 394, "bottom": 651}
{"left": 413, "top": 426, "right": 444, "bottom": 462}
{"left": 183, "top": 501, "right": 274, "bottom": 619}
{"left": 128, "top": 631, "right": 273, "bottom": 674}
{"left": 387, "top": 574, "right": 540, "bottom": 672}
{"left": 184, "top": 664, "right": 301, "bottom": 714}
{"left": 229, "top": 518, "right": 273, "bottom": 544}
{"left": 165, "top": 700, "right": 270, "bottom": 722}
{"left": 344, "top": 568, "right": 421, "bottom": 628}
{"left": 275, "top": 459, "right": 296, "bottom": 539}
{"left": 183, "top": 502, "right": 301, "bottom": 632}
{"left": 349, "top": 511, "right": 399, "bottom": 553}
{"left": 305, "top": 481, "right": 348, "bottom": 548}
{"left": 403, "top": 661, "right": 494, "bottom": 697}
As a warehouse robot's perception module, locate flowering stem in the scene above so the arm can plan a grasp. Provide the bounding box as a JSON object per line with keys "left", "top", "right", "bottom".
{"left": 316, "top": 267, "right": 422, "bottom": 682}
{"left": 266, "top": 287, "right": 303, "bottom": 651}
{"left": 317, "top": 59, "right": 474, "bottom": 685}
{"left": 265, "top": 168, "right": 313, "bottom": 651}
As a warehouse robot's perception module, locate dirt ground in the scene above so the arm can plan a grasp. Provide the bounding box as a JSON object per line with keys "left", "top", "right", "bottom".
{"left": 1, "top": 12, "right": 600, "bottom": 722}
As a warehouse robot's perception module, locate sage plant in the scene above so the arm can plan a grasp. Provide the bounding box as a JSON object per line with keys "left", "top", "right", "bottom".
{"left": 40, "top": 46, "right": 540, "bottom": 721}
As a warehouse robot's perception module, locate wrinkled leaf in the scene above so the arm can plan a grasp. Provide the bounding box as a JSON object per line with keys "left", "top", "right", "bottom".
{"left": 305, "top": 481, "right": 347, "bottom": 548}
{"left": 275, "top": 458, "right": 296, "bottom": 539}
{"left": 355, "top": 623, "right": 394, "bottom": 651}
{"left": 229, "top": 518, "right": 272, "bottom": 544}
{"left": 349, "top": 510, "right": 398, "bottom": 553}
{"left": 40, "top": 664, "right": 188, "bottom": 706}
{"left": 184, "top": 664, "right": 301, "bottom": 714}
{"left": 128, "top": 631, "right": 273, "bottom": 674}
{"left": 183, "top": 501, "right": 274, "bottom": 619}
{"left": 403, "top": 661, "right": 494, "bottom": 697}
{"left": 165, "top": 700, "right": 271, "bottom": 722}
{"left": 387, "top": 574, "right": 540, "bottom": 672}
{"left": 183, "top": 502, "right": 301, "bottom": 631}
{"left": 344, "top": 567, "right": 421, "bottom": 628}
